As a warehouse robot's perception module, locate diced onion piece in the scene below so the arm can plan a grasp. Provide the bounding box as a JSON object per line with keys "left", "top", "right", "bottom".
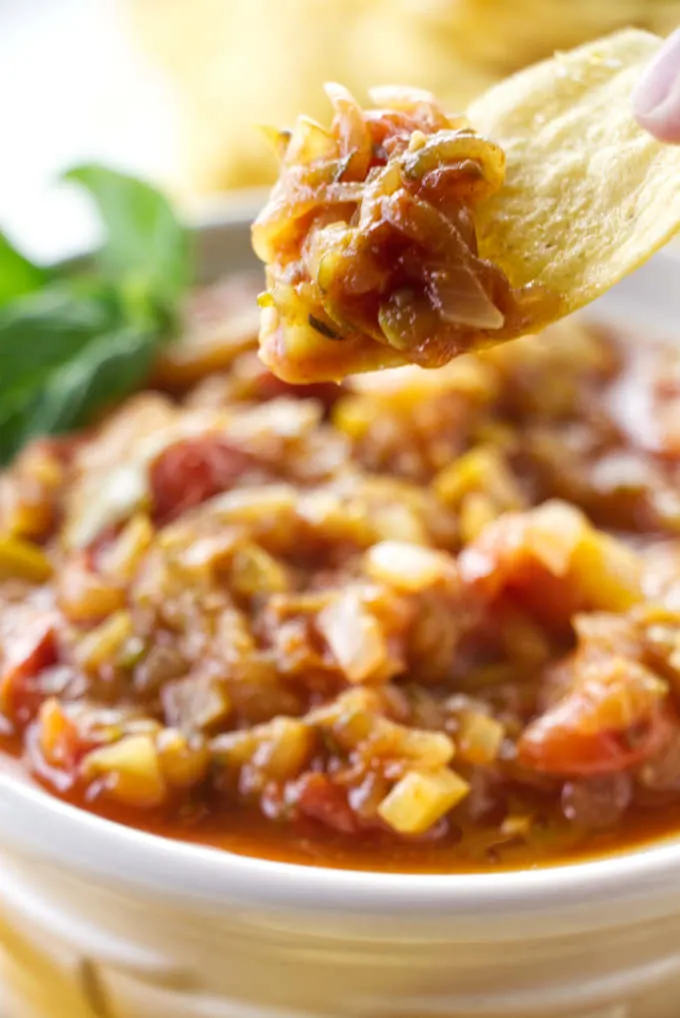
{"left": 317, "top": 591, "right": 388, "bottom": 683}
{"left": 176, "top": 529, "right": 242, "bottom": 571}
{"left": 363, "top": 541, "right": 458, "bottom": 593}
{"left": 75, "top": 611, "right": 135, "bottom": 672}
{"left": 456, "top": 712, "right": 505, "bottom": 766}
{"left": 285, "top": 114, "right": 339, "bottom": 166}
{"left": 527, "top": 502, "right": 642, "bottom": 609}
{"left": 524, "top": 501, "right": 585, "bottom": 577}
{"left": 162, "top": 675, "right": 232, "bottom": 732}
{"left": 500, "top": 815, "right": 533, "bottom": 839}
{"left": 378, "top": 767, "right": 469, "bottom": 835}
{"left": 157, "top": 728, "right": 210, "bottom": 789}
{"left": 324, "top": 82, "right": 372, "bottom": 179}
{"left": 330, "top": 703, "right": 377, "bottom": 750}
{"left": 230, "top": 543, "right": 290, "bottom": 598}
{"left": 308, "top": 687, "right": 383, "bottom": 733}
{"left": 252, "top": 717, "right": 315, "bottom": 780}
{"left": 100, "top": 514, "right": 154, "bottom": 582}
{"left": 65, "top": 459, "right": 149, "bottom": 550}
{"left": 57, "top": 561, "right": 127, "bottom": 623}
{"left": 402, "top": 131, "right": 505, "bottom": 193}
{"left": 0, "top": 534, "right": 52, "bottom": 583}
{"left": 212, "top": 484, "right": 298, "bottom": 523}
{"left": 459, "top": 492, "right": 500, "bottom": 544}
{"left": 371, "top": 503, "right": 430, "bottom": 545}
{"left": 81, "top": 735, "right": 166, "bottom": 808}
{"left": 570, "top": 528, "right": 643, "bottom": 612}
{"left": 296, "top": 489, "right": 374, "bottom": 548}
{"left": 375, "top": 722, "right": 455, "bottom": 768}
{"left": 432, "top": 262, "right": 506, "bottom": 330}
{"left": 331, "top": 396, "right": 370, "bottom": 440}
{"left": 211, "top": 729, "right": 258, "bottom": 768}
{"left": 433, "top": 446, "right": 523, "bottom": 510}
{"left": 3, "top": 495, "right": 53, "bottom": 543}
{"left": 57, "top": 566, "right": 126, "bottom": 623}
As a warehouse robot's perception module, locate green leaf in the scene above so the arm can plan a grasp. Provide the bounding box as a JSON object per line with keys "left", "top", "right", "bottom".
{"left": 0, "top": 385, "right": 42, "bottom": 465}
{"left": 64, "top": 165, "right": 191, "bottom": 308}
{"left": 0, "top": 232, "right": 47, "bottom": 308}
{"left": 0, "top": 281, "right": 159, "bottom": 465}
{"left": 0, "top": 283, "right": 120, "bottom": 392}
{"left": 0, "top": 326, "right": 156, "bottom": 465}
{"left": 24, "top": 326, "right": 157, "bottom": 440}
{"left": 0, "top": 166, "right": 193, "bottom": 465}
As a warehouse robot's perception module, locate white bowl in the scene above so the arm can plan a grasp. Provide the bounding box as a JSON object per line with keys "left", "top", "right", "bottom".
{"left": 1, "top": 216, "right": 680, "bottom": 1018}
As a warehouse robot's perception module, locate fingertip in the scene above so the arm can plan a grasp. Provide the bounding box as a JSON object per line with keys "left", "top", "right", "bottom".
{"left": 635, "top": 106, "right": 680, "bottom": 145}
{"left": 633, "top": 29, "right": 680, "bottom": 116}
{"left": 633, "top": 29, "right": 680, "bottom": 142}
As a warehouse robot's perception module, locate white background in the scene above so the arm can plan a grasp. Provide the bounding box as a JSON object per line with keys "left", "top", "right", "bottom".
{"left": 0, "top": 0, "right": 178, "bottom": 262}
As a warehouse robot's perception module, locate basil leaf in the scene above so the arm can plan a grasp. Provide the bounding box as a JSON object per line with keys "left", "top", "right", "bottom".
{"left": 0, "top": 232, "right": 47, "bottom": 308}
{"left": 64, "top": 165, "right": 191, "bottom": 308}
{"left": 0, "top": 283, "right": 119, "bottom": 391}
{"left": 0, "top": 167, "right": 192, "bottom": 465}
{"left": 0, "top": 284, "right": 157, "bottom": 465}
{"left": 0, "top": 326, "right": 157, "bottom": 465}
{"left": 0, "top": 385, "right": 42, "bottom": 465}
{"left": 23, "top": 326, "right": 157, "bottom": 441}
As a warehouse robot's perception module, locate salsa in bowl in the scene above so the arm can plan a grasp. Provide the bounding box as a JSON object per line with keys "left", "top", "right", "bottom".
{"left": 3, "top": 203, "right": 680, "bottom": 876}
{"left": 1, "top": 210, "right": 680, "bottom": 1018}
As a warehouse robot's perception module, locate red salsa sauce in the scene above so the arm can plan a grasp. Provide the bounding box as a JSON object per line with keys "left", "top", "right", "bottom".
{"left": 2, "top": 282, "right": 680, "bottom": 873}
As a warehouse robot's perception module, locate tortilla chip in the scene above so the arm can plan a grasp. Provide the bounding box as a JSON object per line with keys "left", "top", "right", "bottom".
{"left": 470, "top": 29, "right": 680, "bottom": 315}
{"left": 253, "top": 30, "right": 680, "bottom": 383}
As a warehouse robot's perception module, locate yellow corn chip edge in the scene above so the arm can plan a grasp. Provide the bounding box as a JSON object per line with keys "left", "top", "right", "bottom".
{"left": 470, "top": 29, "right": 680, "bottom": 317}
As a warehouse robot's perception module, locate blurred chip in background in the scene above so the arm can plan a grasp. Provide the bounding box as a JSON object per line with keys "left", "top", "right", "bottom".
{"left": 126, "top": 0, "right": 680, "bottom": 195}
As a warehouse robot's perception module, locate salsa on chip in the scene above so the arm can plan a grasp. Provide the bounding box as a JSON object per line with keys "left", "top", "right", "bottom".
{"left": 252, "top": 30, "right": 680, "bottom": 383}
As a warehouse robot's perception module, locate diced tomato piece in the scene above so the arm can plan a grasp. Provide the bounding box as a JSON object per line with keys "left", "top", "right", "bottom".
{"left": 149, "top": 437, "right": 253, "bottom": 523}
{"left": 56, "top": 555, "right": 126, "bottom": 623}
{"left": 296, "top": 773, "right": 360, "bottom": 834}
{"left": 459, "top": 508, "right": 577, "bottom": 608}
{"left": 35, "top": 434, "right": 84, "bottom": 466}
{"left": 459, "top": 502, "right": 642, "bottom": 630}
{"left": 36, "top": 699, "right": 81, "bottom": 773}
{"left": 366, "top": 108, "right": 447, "bottom": 160}
{"left": 0, "top": 614, "right": 57, "bottom": 726}
{"left": 254, "top": 371, "right": 341, "bottom": 410}
{"left": 519, "top": 700, "right": 675, "bottom": 777}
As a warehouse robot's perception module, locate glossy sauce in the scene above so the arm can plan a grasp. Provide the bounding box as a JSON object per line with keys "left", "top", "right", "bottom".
{"left": 3, "top": 315, "right": 680, "bottom": 875}
{"left": 4, "top": 739, "right": 680, "bottom": 873}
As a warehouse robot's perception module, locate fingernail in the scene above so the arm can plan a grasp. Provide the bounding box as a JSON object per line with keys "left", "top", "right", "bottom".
{"left": 633, "top": 29, "right": 680, "bottom": 128}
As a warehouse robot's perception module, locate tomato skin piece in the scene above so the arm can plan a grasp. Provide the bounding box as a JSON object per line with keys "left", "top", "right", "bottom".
{"left": 253, "top": 370, "right": 340, "bottom": 410}
{"left": 518, "top": 702, "right": 676, "bottom": 777}
{"left": 0, "top": 619, "right": 57, "bottom": 727}
{"left": 149, "top": 437, "right": 252, "bottom": 523}
{"left": 35, "top": 699, "right": 81, "bottom": 774}
{"left": 295, "top": 773, "right": 361, "bottom": 834}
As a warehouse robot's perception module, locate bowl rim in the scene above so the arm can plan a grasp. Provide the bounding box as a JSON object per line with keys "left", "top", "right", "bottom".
{"left": 3, "top": 772, "right": 680, "bottom": 924}
{"left": 4, "top": 204, "right": 680, "bottom": 924}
